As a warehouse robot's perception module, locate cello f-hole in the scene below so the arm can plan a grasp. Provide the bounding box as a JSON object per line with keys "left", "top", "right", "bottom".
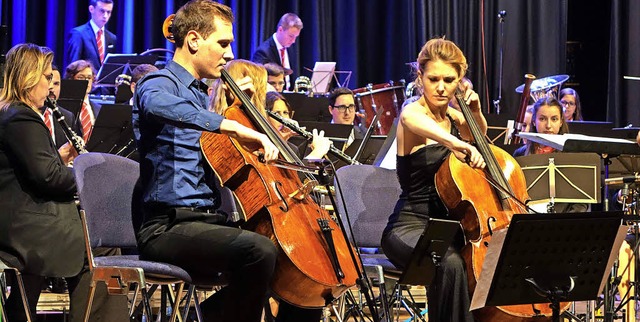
{"left": 487, "top": 216, "right": 497, "bottom": 235}
{"left": 272, "top": 181, "right": 289, "bottom": 212}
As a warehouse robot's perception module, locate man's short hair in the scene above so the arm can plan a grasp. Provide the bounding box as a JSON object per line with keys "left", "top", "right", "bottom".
{"left": 64, "top": 60, "right": 96, "bottom": 79}
{"left": 89, "top": 0, "right": 113, "bottom": 6}
{"left": 328, "top": 87, "right": 353, "bottom": 107}
{"left": 277, "top": 13, "right": 303, "bottom": 30}
{"left": 131, "top": 64, "right": 159, "bottom": 84}
{"left": 264, "top": 63, "right": 288, "bottom": 77}
{"left": 172, "top": 0, "right": 235, "bottom": 48}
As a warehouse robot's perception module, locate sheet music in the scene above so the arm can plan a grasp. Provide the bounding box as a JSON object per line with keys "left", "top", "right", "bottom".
{"left": 518, "top": 132, "right": 640, "bottom": 155}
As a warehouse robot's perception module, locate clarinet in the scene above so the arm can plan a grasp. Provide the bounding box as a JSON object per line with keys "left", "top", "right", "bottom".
{"left": 267, "top": 110, "right": 360, "bottom": 165}
{"left": 44, "top": 97, "right": 88, "bottom": 154}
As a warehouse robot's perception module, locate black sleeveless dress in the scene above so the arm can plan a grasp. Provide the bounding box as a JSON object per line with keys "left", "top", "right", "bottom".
{"left": 381, "top": 116, "right": 475, "bottom": 322}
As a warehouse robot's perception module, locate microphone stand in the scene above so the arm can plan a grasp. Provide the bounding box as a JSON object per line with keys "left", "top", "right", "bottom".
{"left": 493, "top": 10, "right": 507, "bottom": 114}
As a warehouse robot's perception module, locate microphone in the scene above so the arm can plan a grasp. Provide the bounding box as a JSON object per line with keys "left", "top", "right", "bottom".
{"left": 604, "top": 174, "right": 640, "bottom": 186}
{"left": 498, "top": 10, "right": 507, "bottom": 19}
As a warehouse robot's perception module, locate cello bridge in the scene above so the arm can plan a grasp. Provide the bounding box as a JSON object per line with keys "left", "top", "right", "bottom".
{"left": 288, "top": 179, "right": 319, "bottom": 201}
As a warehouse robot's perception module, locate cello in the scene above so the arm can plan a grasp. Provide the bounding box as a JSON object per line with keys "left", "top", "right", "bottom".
{"left": 435, "top": 88, "right": 571, "bottom": 320}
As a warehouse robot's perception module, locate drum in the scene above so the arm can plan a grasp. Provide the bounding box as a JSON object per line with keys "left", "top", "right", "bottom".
{"left": 353, "top": 82, "right": 406, "bottom": 135}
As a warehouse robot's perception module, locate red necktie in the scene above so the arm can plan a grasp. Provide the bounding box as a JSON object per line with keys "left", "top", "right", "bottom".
{"left": 279, "top": 48, "right": 286, "bottom": 67}
{"left": 43, "top": 108, "right": 54, "bottom": 138}
{"left": 80, "top": 102, "right": 93, "bottom": 142}
{"left": 96, "top": 29, "right": 105, "bottom": 63}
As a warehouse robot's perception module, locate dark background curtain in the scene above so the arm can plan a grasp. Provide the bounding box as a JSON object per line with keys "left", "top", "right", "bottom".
{"left": 0, "top": 0, "right": 633, "bottom": 126}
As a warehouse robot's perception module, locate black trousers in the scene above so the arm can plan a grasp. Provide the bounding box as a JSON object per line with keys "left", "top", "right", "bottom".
{"left": 139, "top": 220, "right": 278, "bottom": 322}
{"left": 382, "top": 222, "right": 474, "bottom": 322}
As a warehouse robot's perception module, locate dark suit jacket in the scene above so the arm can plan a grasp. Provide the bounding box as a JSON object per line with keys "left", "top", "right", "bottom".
{"left": 0, "top": 102, "right": 84, "bottom": 277}
{"left": 66, "top": 21, "right": 117, "bottom": 71}
{"left": 251, "top": 37, "right": 297, "bottom": 84}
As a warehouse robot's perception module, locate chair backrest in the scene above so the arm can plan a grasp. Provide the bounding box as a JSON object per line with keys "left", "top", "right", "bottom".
{"left": 334, "top": 164, "right": 401, "bottom": 248}
{"left": 73, "top": 153, "right": 139, "bottom": 248}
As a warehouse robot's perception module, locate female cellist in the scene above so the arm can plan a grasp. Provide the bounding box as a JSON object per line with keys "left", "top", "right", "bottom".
{"left": 381, "top": 38, "right": 486, "bottom": 322}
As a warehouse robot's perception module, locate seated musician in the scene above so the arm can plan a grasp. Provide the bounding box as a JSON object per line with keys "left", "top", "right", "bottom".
{"left": 264, "top": 63, "right": 289, "bottom": 93}
{"left": 559, "top": 87, "right": 584, "bottom": 122}
{"left": 266, "top": 91, "right": 331, "bottom": 160}
{"left": 0, "top": 43, "right": 127, "bottom": 322}
{"left": 512, "top": 96, "right": 588, "bottom": 213}
{"left": 327, "top": 87, "right": 366, "bottom": 149}
{"left": 381, "top": 38, "right": 486, "bottom": 322}
{"left": 133, "top": 2, "right": 282, "bottom": 321}
{"left": 64, "top": 60, "right": 101, "bottom": 146}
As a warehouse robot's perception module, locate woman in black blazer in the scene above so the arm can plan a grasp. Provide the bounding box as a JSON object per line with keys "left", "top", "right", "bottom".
{"left": 0, "top": 43, "right": 125, "bottom": 321}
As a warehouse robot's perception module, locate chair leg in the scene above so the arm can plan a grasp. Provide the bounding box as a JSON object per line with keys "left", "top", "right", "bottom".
{"left": 168, "top": 283, "right": 185, "bottom": 322}
{"left": 13, "top": 270, "right": 34, "bottom": 322}
{"left": 83, "top": 280, "right": 98, "bottom": 322}
{"left": 192, "top": 289, "right": 204, "bottom": 322}
{"left": 181, "top": 285, "right": 194, "bottom": 322}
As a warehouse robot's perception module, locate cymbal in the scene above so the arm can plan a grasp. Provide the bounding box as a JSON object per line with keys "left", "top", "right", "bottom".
{"left": 515, "top": 74, "right": 569, "bottom": 93}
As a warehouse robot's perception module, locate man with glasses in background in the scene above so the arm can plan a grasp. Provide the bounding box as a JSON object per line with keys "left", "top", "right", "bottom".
{"left": 328, "top": 87, "right": 365, "bottom": 149}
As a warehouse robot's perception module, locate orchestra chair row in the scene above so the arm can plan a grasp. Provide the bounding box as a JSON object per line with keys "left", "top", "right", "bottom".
{"left": 334, "top": 164, "right": 427, "bottom": 322}
{"left": 73, "top": 152, "right": 226, "bottom": 322}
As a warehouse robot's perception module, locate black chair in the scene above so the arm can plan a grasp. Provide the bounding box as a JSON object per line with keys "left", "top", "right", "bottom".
{"left": 74, "top": 152, "right": 200, "bottom": 321}
{"left": 334, "top": 164, "right": 426, "bottom": 322}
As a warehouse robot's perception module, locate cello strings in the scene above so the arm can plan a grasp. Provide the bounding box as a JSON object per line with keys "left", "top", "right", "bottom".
{"left": 468, "top": 167, "right": 537, "bottom": 214}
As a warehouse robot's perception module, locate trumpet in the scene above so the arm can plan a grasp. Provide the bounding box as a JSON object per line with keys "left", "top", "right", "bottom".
{"left": 44, "top": 97, "right": 87, "bottom": 154}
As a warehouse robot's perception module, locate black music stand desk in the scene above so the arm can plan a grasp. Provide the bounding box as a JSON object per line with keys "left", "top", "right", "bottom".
{"left": 516, "top": 152, "right": 601, "bottom": 212}
{"left": 85, "top": 104, "right": 135, "bottom": 157}
{"left": 397, "top": 218, "right": 462, "bottom": 286}
{"left": 470, "top": 212, "right": 626, "bottom": 322}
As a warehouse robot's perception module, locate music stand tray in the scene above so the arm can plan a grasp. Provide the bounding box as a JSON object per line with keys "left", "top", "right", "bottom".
{"left": 471, "top": 212, "right": 626, "bottom": 320}
{"left": 397, "top": 218, "right": 462, "bottom": 286}
{"left": 59, "top": 79, "right": 89, "bottom": 100}
{"left": 516, "top": 152, "right": 601, "bottom": 206}
{"left": 284, "top": 93, "right": 332, "bottom": 122}
{"left": 86, "top": 104, "right": 134, "bottom": 155}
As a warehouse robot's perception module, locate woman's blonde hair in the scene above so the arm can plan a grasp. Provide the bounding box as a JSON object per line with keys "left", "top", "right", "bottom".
{"left": 0, "top": 43, "right": 53, "bottom": 110}
{"left": 209, "top": 59, "right": 268, "bottom": 115}
{"left": 416, "top": 37, "right": 468, "bottom": 82}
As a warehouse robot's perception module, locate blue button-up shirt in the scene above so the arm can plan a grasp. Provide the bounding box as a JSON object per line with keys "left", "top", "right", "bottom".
{"left": 133, "top": 60, "right": 225, "bottom": 213}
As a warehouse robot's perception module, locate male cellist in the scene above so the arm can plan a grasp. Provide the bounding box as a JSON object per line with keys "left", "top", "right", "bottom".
{"left": 132, "top": 1, "right": 281, "bottom": 321}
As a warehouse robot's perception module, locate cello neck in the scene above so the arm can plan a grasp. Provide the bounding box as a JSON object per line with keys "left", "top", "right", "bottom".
{"left": 454, "top": 88, "right": 513, "bottom": 199}
{"left": 220, "top": 69, "right": 304, "bottom": 167}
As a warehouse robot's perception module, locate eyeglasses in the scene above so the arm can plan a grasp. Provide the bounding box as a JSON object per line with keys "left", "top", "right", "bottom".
{"left": 268, "top": 80, "right": 286, "bottom": 87}
{"left": 333, "top": 104, "right": 356, "bottom": 113}
{"left": 43, "top": 73, "right": 54, "bottom": 83}
{"left": 560, "top": 100, "right": 576, "bottom": 107}
{"left": 75, "top": 75, "right": 94, "bottom": 81}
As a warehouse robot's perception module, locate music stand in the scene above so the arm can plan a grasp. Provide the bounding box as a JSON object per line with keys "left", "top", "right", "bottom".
{"left": 397, "top": 218, "right": 462, "bottom": 286}
{"left": 85, "top": 104, "right": 135, "bottom": 157}
{"left": 516, "top": 152, "right": 601, "bottom": 212}
{"left": 284, "top": 92, "right": 332, "bottom": 122}
{"left": 343, "top": 136, "right": 386, "bottom": 165}
{"left": 296, "top": 121, "right": 352, "bottom": 141}
{"left": 309, "top": 62, "right": 336, "bottom": 94}
{"left": 470, "top": 212, "right": 626, "bottom": 322}
{"left": 94, "top": 53, "right": 158, "bottom": 88}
